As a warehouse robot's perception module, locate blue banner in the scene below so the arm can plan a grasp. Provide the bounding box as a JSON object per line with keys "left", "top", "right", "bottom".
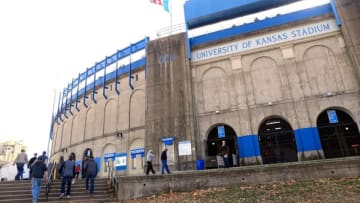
{"left": 103, "top": 152, "right": 116, "bottom": 161}
{"left": 161, "top": 137, "right": 174, "bottom": 145}
{"left": 218, "top": 126, "right": 225, "bottom": 138}
{"left": 327, "top": 110, "right": 338, "bottom": 124}
{"left": 130, "top": 148, "right": 145, "bottom": 158}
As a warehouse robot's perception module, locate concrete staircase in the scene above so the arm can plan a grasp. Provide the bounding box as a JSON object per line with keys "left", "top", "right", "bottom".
{"left": 0, "top": 178, "right": 116, "bottom": 202}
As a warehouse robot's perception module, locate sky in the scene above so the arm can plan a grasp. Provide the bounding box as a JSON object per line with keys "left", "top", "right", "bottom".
{"left": 0, "top": 0, "right": 329, "bottom": 157}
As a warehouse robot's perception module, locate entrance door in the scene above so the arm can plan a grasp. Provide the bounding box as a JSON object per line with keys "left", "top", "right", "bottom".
{"left": 317, "top": 109, "right": 360, "bottom": 158}
{"left": 258, "top": 117, "right": 298, "bottom": 164}
{"left": 207, "top": 125, "right": 238, "bottom": 167}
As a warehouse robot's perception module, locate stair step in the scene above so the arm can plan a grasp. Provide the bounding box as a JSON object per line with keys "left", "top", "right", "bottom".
{"left": 0, "top": 178, "right": 114, "bottom": 203}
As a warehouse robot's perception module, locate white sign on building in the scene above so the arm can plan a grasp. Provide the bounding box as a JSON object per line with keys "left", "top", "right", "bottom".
{"left": 192, "top": 19, "right": 339, "bottom": 62}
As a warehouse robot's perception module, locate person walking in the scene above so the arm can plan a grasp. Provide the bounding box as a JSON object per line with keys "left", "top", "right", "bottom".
{"left": 57, "top": 156, "right": 64, "bottom": 179}
{"left": 31, "top": 157, "right": 48, "bottom": 203}
{"left": 160, "top": 148, "right": 170, "bottom": 174}
{"left": 146, "top": 150, "right": 155, "bottom": 175}
{"left": 38, "top": 151, "right": 48, "bottom": 164}
{"left": 28, "top": 153, "right": 38, "bottom": 179}
{"left": 59, "top": 153, "right": 75, "bottom": 199}
{"left": 75, "top": 164, "right": 81, "bottom": 179}
{"left": 84, "top": 155, "right": 98, "bottom": 196}
{"left": 13, "top": 149, "right": 28, "bottom": 180}
{"left": 219, "top": 140, "right": 230, "bottom": 168}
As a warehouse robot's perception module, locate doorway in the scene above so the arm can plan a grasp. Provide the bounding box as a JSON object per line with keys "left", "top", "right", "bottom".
{"left": 258, "top": 117, "right": 298, "bottom": 164}
{"left": 206, "top": 124, "right": 238, "bottom": 167}
{"left": 317, "top": 109, "right": 360, "bottom": 158}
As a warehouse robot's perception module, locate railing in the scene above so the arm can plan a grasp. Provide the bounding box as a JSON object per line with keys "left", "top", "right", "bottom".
{"left": 108, "top": 167, "right": 118, "bottom": 199}
{"left": 45, "top": 161, "right": 56, "bottom": 201}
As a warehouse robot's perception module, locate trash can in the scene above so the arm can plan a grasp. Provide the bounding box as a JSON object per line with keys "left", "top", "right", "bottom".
{"left": 196, "top": 160, "right": 205, "bottom": 170}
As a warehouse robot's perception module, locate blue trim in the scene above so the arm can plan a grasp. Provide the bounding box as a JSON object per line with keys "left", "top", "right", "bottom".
{"left": 92, "top": 62, "right": 98, "bottom": 104}
{"left": 184, "top": 0, "right": 303, "bottom": 29}
{"left": 102, "top": 57, "right": 108, "bottom": 100}
{"left": 69, "top": 80, "right": 74, "bottom": 116}
{"left": 294, "top": 127, "right": 322, "bottom": 152}
{"left": 237, "top": 135, "right": 260, "bottom": 158}
{"left": 54, "top": 38, "right": 149, "bottom": 121}
{"left": 94, "top": 157, "right": 101, "bottom": 173}
{"left": 330, "top": 0, "right": 341, "bottom": 26}
{"left": 75, "top": 74, "right": 80, "bottom": 112}
{"left": 83, "top": 68, "right": 89, "bottom": 108}
{"left": 190, "top": 4, "right": 332, "bottom": 47}
{"left": 56, "top": 91, "right": 62, "bottom": 123}
{"left": 115, "top": 61, "right": 120, "bottom": 95}
{"left": 128, "top": 45, "right": 134, "bottom": 90}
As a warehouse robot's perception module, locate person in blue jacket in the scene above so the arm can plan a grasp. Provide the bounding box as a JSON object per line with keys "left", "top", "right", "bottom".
{"left": 84, "top": 155, "right": 98, "bottom": 195}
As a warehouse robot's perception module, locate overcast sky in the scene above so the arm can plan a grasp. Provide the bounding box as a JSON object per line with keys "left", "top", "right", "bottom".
{"left": 0, "top": 0, "right": 329, "bottom": 157}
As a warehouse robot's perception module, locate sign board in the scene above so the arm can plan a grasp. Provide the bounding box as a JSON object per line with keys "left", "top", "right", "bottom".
{"left": 178, "top": 140, "right": 192, "bottom": 156}
{"left": 218, "top": 126, "right": 225, "bottom": 138}
{"left": 103, "top": 152, "right": 116, "bottom": 161}
{"left": 327, "top": 110, "right": 339, "bottom": 124}
{"left": 130, "top": 148, "right": 145, "bottom": 158}
{"left": 114, "top": 153, "right": 127, "bottom": 171}
{"left": 192, "top": 19, "right": 339, "bottom": 62}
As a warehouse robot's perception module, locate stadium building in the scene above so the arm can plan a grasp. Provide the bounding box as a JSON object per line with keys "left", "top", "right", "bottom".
{"left": 50, "top": 0, "right": 360, "bottom": 178}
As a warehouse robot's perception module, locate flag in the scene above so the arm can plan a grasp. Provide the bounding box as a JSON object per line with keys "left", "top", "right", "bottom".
{"left": 150, "top": 0, "right": 169, "bottom": 12}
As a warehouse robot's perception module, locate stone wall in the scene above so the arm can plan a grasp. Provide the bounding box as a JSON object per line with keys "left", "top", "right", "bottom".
{"left": 117, "top": 157, "right": 360, "bottom": 201}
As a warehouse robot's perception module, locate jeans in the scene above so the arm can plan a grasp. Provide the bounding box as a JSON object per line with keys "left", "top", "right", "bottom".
{"left": 161, "top": 160, "right": 170, "bottom": 174}
{"left": 16, "top": 163, "right": 25, "bottom": 180}
{"left": 60, "top": 176, "right": 72, "bottom": 195}
{"left": 85, "top": 175, "right": 95, "bottom": 194}
{"left": 223, "top": 157, "right": 230, "bottom": 168}
{"left": 31, "top": 178, "right": 43, "bottom": 202}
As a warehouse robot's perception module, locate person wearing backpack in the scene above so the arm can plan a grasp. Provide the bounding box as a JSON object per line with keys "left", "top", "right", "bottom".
{"left": 84, "top": 155, "right": 98, "bottom": 196}
{"left": 58, "top": 153, "right": 75, "bottom": 199}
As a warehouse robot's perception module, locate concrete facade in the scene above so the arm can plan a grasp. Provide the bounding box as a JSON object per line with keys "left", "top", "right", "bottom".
{"left": 50, "top": 0, "right": 360, "bottom": 178}
{"left": 192, "top": 15, "right": 360, "bottom": 166}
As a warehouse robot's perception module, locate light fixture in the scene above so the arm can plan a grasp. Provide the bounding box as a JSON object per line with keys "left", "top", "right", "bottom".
{"left": 215, "top": 110, "right": 220, "bottom": 114}
{"left": 267, "top": 101, "right": 272, "bottom": 106}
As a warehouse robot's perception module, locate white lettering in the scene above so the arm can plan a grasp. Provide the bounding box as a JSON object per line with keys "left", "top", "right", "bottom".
{"left": 192, "top": 19, "right": 338, "bottom": 62}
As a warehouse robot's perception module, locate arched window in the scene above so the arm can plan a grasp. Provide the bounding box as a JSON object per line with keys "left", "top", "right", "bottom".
{"left": 317, "top": 109, "right": 360, "bottom": 158}
{"left": 258, "top": 117, "right": 298, "bottom": 164}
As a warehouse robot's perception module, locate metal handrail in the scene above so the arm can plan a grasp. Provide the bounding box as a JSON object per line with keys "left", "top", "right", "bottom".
{"left": 108, "top": 168, "right": 118, "bottom": 199}
{"left": 45, "top": 161, "right": 56, "bottom": 201}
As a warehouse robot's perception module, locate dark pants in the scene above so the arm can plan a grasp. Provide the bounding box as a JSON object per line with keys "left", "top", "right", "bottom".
{"left": 85, "top": 175, "right": 95, "bottom": 194}
{"left": 146, "top": 161, "right": 155, "bottom": 175}
{"left": 161, "top": 160, "right": 170, "bottom": 174}
{"left": 61, "top": 176, "right": 72, "bottom": 195}
{"left": 15, "top": 163, "right": 25, "bottom": 180}
{"left": 223, "top": 156, "right": 230, "bottom": 168}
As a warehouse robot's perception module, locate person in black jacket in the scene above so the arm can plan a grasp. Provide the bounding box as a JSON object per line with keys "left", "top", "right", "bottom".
{"left": 160, "top": 148, "right": 170, "bottom": 174}
{"left": 31, "top": 157, "right": 47, "bottom": 203}
{"left": 28, "top": 153, "right": 37, "bottom": 179}
{"left": 84, "top": 155, "right": 98, "bottom": 195}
